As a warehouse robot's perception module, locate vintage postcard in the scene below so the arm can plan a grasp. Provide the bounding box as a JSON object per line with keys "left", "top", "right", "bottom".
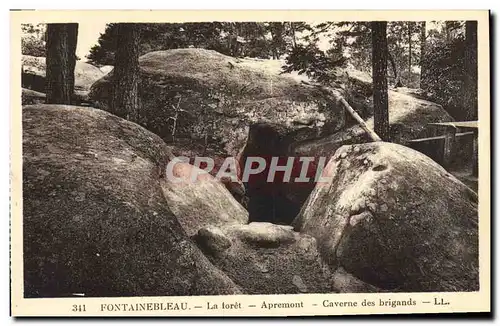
{"left": 10, "top": 10, "right": 490, "bottom": 317}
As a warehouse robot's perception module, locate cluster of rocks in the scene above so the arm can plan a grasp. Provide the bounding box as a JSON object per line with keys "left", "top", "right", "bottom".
{"left": 21, "top": 48, "right": 478, "bottom": 297}
{"left": 23, "top": 104, "right": 478, "bottom": 297}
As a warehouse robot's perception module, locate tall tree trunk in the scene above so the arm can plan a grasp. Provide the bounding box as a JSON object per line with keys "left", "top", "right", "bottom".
{"left": 67, "top": 24, "right": 78, "bottom": 98}
{"left": 290, "top": 22, "right": 297, "bottom": 49}
{"left": 408, "top": 22, "right": 412, "bottom": 86}
{"left": 420, "top": 21, "right": 427, "bottom": 89}
{"left": 45, "top": 23, "right": 78, "bottom": 104}
{"left": 269, "top": 23, "right": 283, "bottom": 59}
{"left": 270, "top": 27, "right": 277, "bottom": 59}
{"left": 230, "top": 23, "right": 240, "bottom": 57}
{"left": 111, "top": 23, "right": 140, "bottom": 122}
{"left": 371, "top": 21, "right": 390, "bottom": 141}
{"left": 445, "top": 21, "right": 455, "bottom": 42}
{"left": 388, "top": 51, "right": 400, "bottom": 86}
{"left": 464, "top": 21, "right": 478, "bottom": 120}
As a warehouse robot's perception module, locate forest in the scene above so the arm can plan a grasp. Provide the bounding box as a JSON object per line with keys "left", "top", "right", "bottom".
{"left": 21, "top": 20, "right": 480, "bottom": 298}
{"left": 22, "top": 20, "right": 478, "bottom": 121}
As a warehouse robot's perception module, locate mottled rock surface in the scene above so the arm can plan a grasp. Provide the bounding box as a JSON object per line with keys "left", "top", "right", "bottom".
{"left": 89, "top": 48, "right": 345, "bottom": 156}
{"left": 23, "top": 104, "right": 241, "bottom": 297}
{"left": 194, "top": 222, "right": 335, "bottom": 294}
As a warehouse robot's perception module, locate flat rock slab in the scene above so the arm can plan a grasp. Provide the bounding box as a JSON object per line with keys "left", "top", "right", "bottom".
{"left": 194, "top": 222, "right": 335, "bottom": 294}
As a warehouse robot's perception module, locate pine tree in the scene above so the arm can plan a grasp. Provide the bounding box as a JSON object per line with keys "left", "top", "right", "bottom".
{"left": 420, "top": 21, "right": 427, "bottom": 89}
{"left": 45, "top": 23, "right": 78, "bottom": 104}
{"left": 408, "top": 22, "right": 413, "bottom": 86}
{"left": 111, "top": 23, "right": 141, "bottom": 122}
{"left": 371, "top": 21, "right": 390, "bottom": 141}
{"left": 464, "top": 21, "right": 478, "bottom": 120}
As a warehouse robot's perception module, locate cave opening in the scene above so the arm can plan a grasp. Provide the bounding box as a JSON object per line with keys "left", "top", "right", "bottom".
{"left": 239, "top": 123, "right": 301, "bottom": 225}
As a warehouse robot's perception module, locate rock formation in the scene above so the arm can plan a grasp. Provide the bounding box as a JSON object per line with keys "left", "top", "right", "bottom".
{"left": 293, "top": 142, "right": 479, "bottom": 292}
{"left": 23, "top": 104, "right": 241, "bottom": 297}
{"left": 194, "top": 222, "right": 335, "bottom": 294}
{"left": 89, "top": 48, "right": 345, "bottom": 156}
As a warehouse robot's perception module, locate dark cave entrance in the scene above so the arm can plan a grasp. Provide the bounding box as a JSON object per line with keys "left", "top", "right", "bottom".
{"left": 240, "top": 123, "right": 301, "bottom": 225}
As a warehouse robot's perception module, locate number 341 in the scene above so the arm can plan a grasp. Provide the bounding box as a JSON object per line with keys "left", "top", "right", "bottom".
{"left": 72, "top": 304, "right": 86, "bottom": 312}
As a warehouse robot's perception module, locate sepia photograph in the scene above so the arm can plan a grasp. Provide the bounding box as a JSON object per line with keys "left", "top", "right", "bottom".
{"left": 10, "top": 10, "right": 490, "bottom": 317}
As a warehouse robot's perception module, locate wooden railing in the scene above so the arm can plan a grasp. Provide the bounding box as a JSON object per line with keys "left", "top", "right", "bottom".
{"left": 408, "top": 121, "right": 478, "bottom": 177}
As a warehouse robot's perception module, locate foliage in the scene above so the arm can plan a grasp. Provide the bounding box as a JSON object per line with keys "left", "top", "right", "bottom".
{"left": 388, "top": 21, "right": 424, "bottom": 87}
{"left": 281, "top": 21, "right": 428, "bottom": 88}
{"left": 280, "top": 22, "right": 373, "bottom": 84}
{"left": 86, "top": 22, "right": 311, "bottom": 66}
{"left": 22, "top": 23, "right": 80, "bottom": 60}
{"left": 87, "top": 23, "right": 224, "bottom": 66}
{"left": 280, "top": 19, "right": 472, "bottom": 121}
{"left": 282, "top": 43, "right": 346, "bottom": 83}
{"left": 424, "top": 33, "right": 467, "bottom": 119}
{"left": 21, "top": 24, "right": 46, "bottom": 57}
{"left": 85, "top": 20, "right": 473, "bottom": 120}
{"left": 337, "top": 22, "right": 372, "bottom": 73}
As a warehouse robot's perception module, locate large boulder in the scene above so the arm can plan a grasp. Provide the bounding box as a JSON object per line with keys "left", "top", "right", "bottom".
{"left": 194, "top": 222, "right": 336, "bottom": 294}
{"left": 21, "top": 55, "right": 105, "bottom": 98}
{"left": 293, "top": 142, "right": 478, "bottom": 292}
{"left": 23, "top": 104, "right": 241, "bottom": 297}
{"left": 89, "top": 48, "right": 345, "bottom": 156}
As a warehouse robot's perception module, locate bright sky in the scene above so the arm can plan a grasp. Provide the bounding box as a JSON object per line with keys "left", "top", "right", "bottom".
{"left": 74, "top": 21, "right": 333, "bottom": 60}
{"left": 73, "top": 21, "right": 442, "bottom": 61}
{"left": 76, "top": 22, "right": 107, "bottom": 60}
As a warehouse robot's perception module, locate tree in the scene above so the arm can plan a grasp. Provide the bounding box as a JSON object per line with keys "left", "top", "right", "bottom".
{"left": 87, "top": 22, "right": 280, "bottom": 66}
{"left": 445, "top": 21, "right": 463, "bottom": 42}
{"left": 289, "top": 22, "right": 298, "bottom": 49}
{"left": 337, "top": 22, "right": 373, "bottom": 73}
{"left": 282, "top": 43, "right": 346, "bottom": 83}
{"left": 387, "top": 21, "right": 420, "bottom": 87}
{"left": 87, "top": 23, "right": 225, "bottom": 66}
{"left": 86, "top": 24, "right": 118, "bottom": 66}
{"left": 422, "top": 21, "right": 468, "bottom": 119}
{"left": 111, "top": 23, "right": 141, "bottom": 122}
{"left": 235, "top": 22, "right": 270, "bottom": 58}
{"left": 286, "top": 22, "right": 312, "bottom": 50}
{"left": 445, "top": 21, "right": 453, "bottom": 42}
{"left": 420, "top": 21, "right": 427, "bottom": 89}
{"left": 408, "top": 22, "right": 413, "bottom": 85}
{"left": 387, "top": 51, "right": 400, "bottom": 86}
{"left": 45, "top": 23, "right": 78, "bottom": 104}
{"left": 371, "top": 21, "right": 390, "bottom": 141}
{"left": 268, "top": 22, "right": 286, "bottom": 59}
{"left": 464, "top": 20, "right": 478, "bottom": 120}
